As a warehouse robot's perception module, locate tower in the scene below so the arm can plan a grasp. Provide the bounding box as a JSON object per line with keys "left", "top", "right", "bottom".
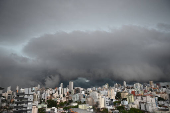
{"left": 69, "top": 81, "right": 73, "bottom": 92}
{"left": 149, "top": 81, "right": 153, "bottom": 87}
{"left": 123, "top": 81, "right": 126, "bottom": 88}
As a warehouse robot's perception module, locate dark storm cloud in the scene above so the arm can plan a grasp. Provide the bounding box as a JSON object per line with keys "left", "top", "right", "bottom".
{"left": 0, "top": 48, "right": 61, "bottom": 89}
{"left": 0, "top": 0, "right": 170, "bottom": 44}
{"left": 0, "top": 25, "right": 170, "bottom": 89}
{"left": 157, "top": 23, "right": 170, "bottom": 31}
{"left": 22, "top": 25, "right": 170, "bottom": 85}
{"left": 1, "top": 0, "right": 170, "bottom": 89}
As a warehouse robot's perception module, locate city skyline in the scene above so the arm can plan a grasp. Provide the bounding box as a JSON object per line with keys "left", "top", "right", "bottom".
{"left": 0, "top": 0, "right": 170, "bottom": 89}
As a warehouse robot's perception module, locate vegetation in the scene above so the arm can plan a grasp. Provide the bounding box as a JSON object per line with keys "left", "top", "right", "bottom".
{"left": 113, "top": 101, "right": 121, "bottom": 106}
{"left": 38, "top": 108, "right": 46, "bottom": 113}
{"left": 63, "top": 106, "right": 70, "bottom": 111}
{"left": 47, "top": 99, "right": 57, "bottom": 108}
{"left": 116, "top": 92, "right": 121, "bottom": 100}
{"left": 128, "top": 108, "right": 144, "bottom": 113}
{"left": 122, "top": 98, "right": 127, "bottom": 101}
{"left": 59, "top": 102, "right": 65, "bottom": 107}
{"left": 63, "top": 105, "right": 78, "bottom": 111}
{"left": 116, "top": 105, "right": 125, "bottom": 111}
{"left": 115, "top": 107, "right": 144, "bottom": 113}
{"left": 101, "top": 108, "right": 108, "bottom": 113}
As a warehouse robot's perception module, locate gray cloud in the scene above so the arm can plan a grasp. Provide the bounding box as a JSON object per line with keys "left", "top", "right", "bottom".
{"left": 1, "top": 0, "right": 170, "bottom": 89}
{"left": 157, "top": 23, "right": 170, "bottom": 31}
{"left": 0, "top": 0, "right": 170, "bottom": 44}
{"left": 22, "top": 25, "right": 170, "bottom": 85}
{"left": 0, "top": 48, "right": 54, "bottom": 89}
{"left": 0, "top": 25, "right": 170, "bottom": 89}
{"left": 45, "top": 75, "right": 60, "bottom": 88}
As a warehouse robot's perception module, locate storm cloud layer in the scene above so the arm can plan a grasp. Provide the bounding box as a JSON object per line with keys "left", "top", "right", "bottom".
{"left": 0, "top": 0, "right": 170, "bottom": 89}
{"left": 1, "top": 25, "right": 170, "bottom": 88}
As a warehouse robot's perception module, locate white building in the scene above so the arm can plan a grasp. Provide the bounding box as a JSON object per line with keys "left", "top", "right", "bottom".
{"left": 123, "top": 81, "right": 126, "bottom": 88}
{"left": 108, "top": 88, "right": 115, "bottom": 99}
{"left": 98, "top": 95, "right": 105, "bottom": 108}
{"left": 13, "top": 88, "right": 34, "bottom": 113}
{"left": 69, "top": 81, "right": 73, "bottom": 92}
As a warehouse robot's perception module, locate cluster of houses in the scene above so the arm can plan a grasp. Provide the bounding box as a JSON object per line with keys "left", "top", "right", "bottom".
{"left": 1, "top": 81, "right": 170, "bottom": 113}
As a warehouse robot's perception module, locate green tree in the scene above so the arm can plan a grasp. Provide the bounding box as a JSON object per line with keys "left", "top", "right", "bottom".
{"left": 116, "top": 106, "right": 125, "bottom": 111}
{"left": 129, "top": 108, "right": 144, "bottom": 113}
{"left": 63, "top": 106, "right": 70, "bottom": 111}
{"left": 77, "top": 101, "right": 82, "bottom": 104}
{"left": 71, "top": 105, "right": 78, "bottom": 108}
{"left": 38, "top": 108, "right": 46, "bottom": 113}
{"left": 113, "top": 101, "right": 121, "bottom": 106}
{"left": 122, "top": 98, "right": 127, "bottom": 101}
{"left": 47, "top": 99, "right": 57, "bottom": 108}
{"left": 102, "top": 108, "right": 108, "bottom": 113}
{"left": 122, "top": 110, "right": 128, "bottom": 113}
{"left": 59, "top": 102, "right": 65, "bottom": 107}
{"left": 116, "top": 92, "right": 121, "bottom": 100}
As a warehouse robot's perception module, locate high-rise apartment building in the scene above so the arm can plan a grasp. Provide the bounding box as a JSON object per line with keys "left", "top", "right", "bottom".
{"left": 60, "top": 83, "right": 63, "bottom": 96}
{"left": 0, "top": 87, "right": 4, "bottom": 107}
{"left": 13, "top": 88, "right": 34, "bottom": 113}
{"left": 69, "top": 81, "right": 73, "bottom": 91}
{"left": 149, "top": 81, "right": 153, "bottom": 87}
{"left": 16, "top": 86, "right": 19, "bottom": 93}
{"left": 123, "top": 81, "right": 126, "bottom": 88}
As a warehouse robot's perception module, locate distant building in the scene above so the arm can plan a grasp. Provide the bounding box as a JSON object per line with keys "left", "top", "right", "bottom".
{"left": 0, "top": 87, "right": 4, "bottom": 107}
{"left": 149, "top": 81, "right": 154, "bottom": 87}
{"left": 7, "top": 86, "right": 11, "bottom": 92}
{"left": 108, "top": 88, "right": 115, "bottom": 99}
{"left": 37, "top": 84, "right": 40, "bottom": 89}
{"left": 126, "top": 94, "right": 134, "bottom": 103}
{"left": 98, "top": 95, "right": 105, "bottom": 108}
{"left": 32, "top": 105, "right": 38, "bottom": 113}
{"left": 16, "top": 86, "right": 19, "bottom": 93}
{"left": 60, "top": 83, "right": 63, "bottom": 96}
{"left": 69, "top": 81, "right": 73, "bottom": 92}
{"left": 123, "top": 81, "right": 126, "bottom": 88}
{"left": 86, "top": 96, "right": 95, "bottom": 106}
{"left": 121, "top": 92, "right": 128, "bottom": 99}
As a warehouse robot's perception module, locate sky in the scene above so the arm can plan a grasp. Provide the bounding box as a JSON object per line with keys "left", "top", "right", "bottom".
{"left": 0, "top": 0, "right": 170, "bottom": 89}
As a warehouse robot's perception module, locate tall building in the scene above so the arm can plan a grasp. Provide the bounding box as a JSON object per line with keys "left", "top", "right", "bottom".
{"left": 0, "top": 87, "right": 4, "bottom": 107}
{"left": 98, "top": 95, "right": 105, "bottom": 108}
{"left": 149, "top": 81, "right": 153, "bottom": 87}
{"left": 32, "top": 105, "right": 38, "bottom": 113}
{"left": 16, "top": 86, "right": 19, "bottom": 93}
{"left": 69, "top": 81, "right": 73, "bottom": 91}
{"left": 108, "top": 88, "right": 115, "bottom": 99}
{"left": 60, "top": 83, "right": 63, "bottom": 88}
{"left": 60, "top": 83, "right": 63, "bottom": 96}
{"left": 123, "top": 81, "right": 126, "bottom": 88}
{"left": 13, "top": 88, "right": 34, "bottom": 113}
{"left": 37, "top": 84, "right": 40, "bottom": 89}
{"left": 114, "top": 83, "right": 118, "bottom": 88}
{"left": 7, "top": 86, "right": 11, "bottom": 92}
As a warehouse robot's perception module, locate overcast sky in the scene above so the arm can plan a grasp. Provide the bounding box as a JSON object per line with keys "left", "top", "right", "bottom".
{"left": 0, "top": 0, "right": 170, "bottom": 89}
